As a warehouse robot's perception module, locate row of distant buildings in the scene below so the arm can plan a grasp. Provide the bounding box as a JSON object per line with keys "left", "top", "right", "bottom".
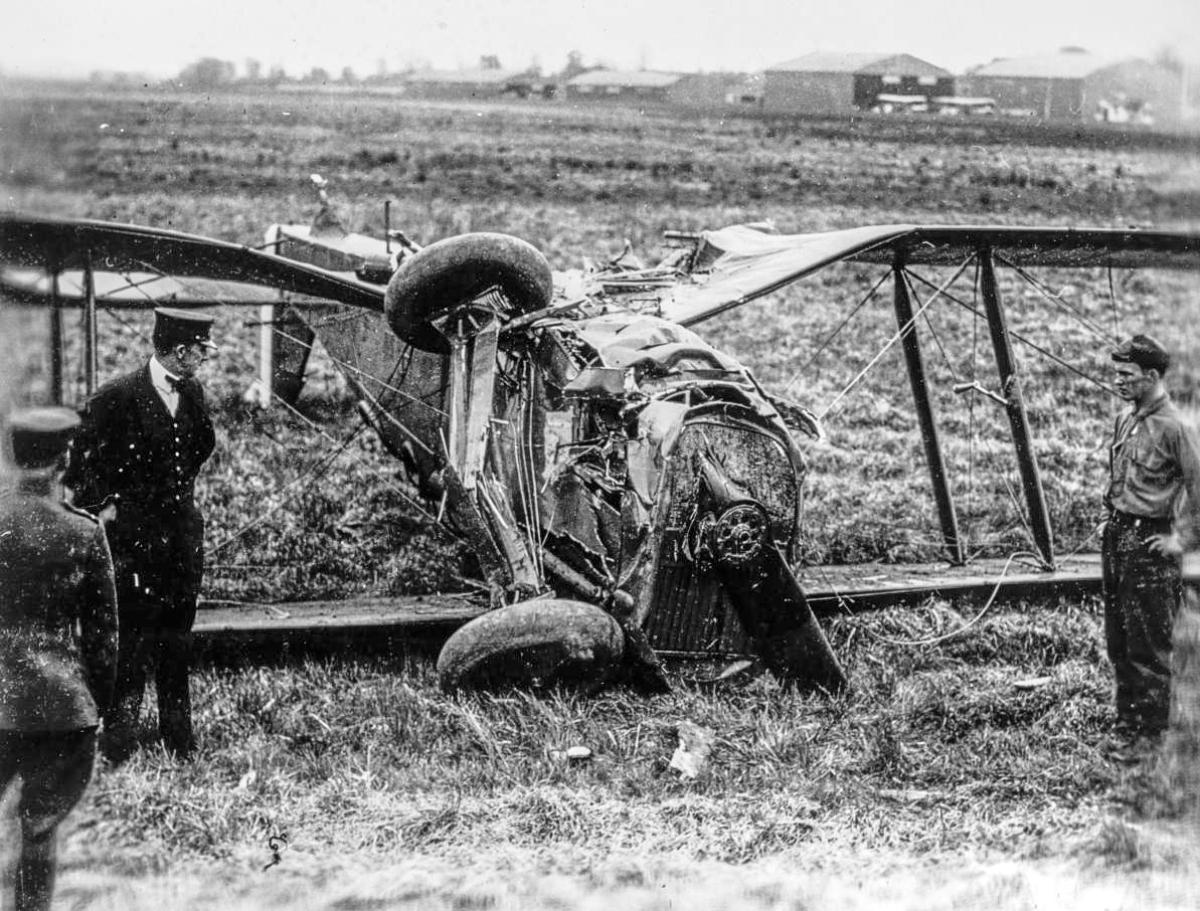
{"left": 367, "top": 49, "right": 1189, "bottom": 125}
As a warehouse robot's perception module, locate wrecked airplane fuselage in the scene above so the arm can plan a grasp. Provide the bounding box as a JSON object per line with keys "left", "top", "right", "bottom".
{"left": 266, "top": 222, "right": 846, "bottom": 693}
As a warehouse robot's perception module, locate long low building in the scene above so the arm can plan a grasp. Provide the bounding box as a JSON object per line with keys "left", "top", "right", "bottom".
{"left": 564, "top": 69, "right": 683, "bottom": 103}
{"left": 763, "top": 52, "right": 953, "bottom": 114}
{"left": 402, "top": 68, "right": 533, "bottom": 100}
{"left": 961, "top": 49, "right": 1183, "bottom": 123}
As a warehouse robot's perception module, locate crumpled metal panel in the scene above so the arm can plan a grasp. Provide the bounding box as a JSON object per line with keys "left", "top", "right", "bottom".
{"left": 639, "top": 411, "right": 802, "bottom": 655}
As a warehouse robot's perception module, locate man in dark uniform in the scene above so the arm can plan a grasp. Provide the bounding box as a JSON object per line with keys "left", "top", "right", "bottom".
{"left": 1102, "top": 334, "right": 1200, "bottom": 749}
{"left": 1, "top": 407, "right": 118, "bottom": 911}
{"left": 63, "top": 307, "right": 217, "bottom": 761}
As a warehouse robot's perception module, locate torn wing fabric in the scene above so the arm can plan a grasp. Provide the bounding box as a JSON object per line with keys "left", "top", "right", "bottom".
{"left": 661, "top": 225, "right": 911, "bottom": 326}
{"left": 660, "top": 223, "right": 1200, "bottom": 328}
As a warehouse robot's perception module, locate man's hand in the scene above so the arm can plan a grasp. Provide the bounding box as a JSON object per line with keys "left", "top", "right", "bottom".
{"left": 98, "top": 502, "right": 118, "bottom": 524}
{"left": 1146, "top": 532, "right": 1183, "bottom": 558}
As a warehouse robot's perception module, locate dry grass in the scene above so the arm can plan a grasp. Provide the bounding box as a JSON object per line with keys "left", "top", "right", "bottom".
{"left": 3, "top": 86, "right": 1200, "bottom": 907}
{"left": 19, "top": 595, "right": 1194, "bottom": 908}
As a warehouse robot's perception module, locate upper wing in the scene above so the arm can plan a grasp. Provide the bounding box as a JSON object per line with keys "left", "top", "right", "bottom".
{"left": 660, "top": 223, "right": 1200, "bottom": 326}
{"left": 0, "top": 213, "right": 386, "bottom": 311}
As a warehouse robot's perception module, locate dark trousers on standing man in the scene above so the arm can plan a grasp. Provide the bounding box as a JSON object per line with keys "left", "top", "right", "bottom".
{"left": 102, "top": 601, "right": 197, "bottom": 761}
{"left": 101, "top": 505, "right": 202, "bottom": 762}
{"left": 1101, "top": 510, "right": 1182, "bottom": 736}
{"left": 0, "top": 729, "right": 96, "bottom": 911}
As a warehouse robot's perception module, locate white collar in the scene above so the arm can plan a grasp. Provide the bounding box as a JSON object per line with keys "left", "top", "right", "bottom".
{"left": 149, "top": 356, "right": 181, "bottom": 392}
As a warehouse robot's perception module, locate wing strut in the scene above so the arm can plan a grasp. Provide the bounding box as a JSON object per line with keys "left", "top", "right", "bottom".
{"left": 49, "top": 271, "right": 64, "bottom": 405}
{"left": 893, "top": 260, "right": 965, "bottom": 565}
{"left": 83, "top": 249, "right": 98, "bottom": 395}
{"left": 979, "top": 252, "right": 1055, "bottom": 568}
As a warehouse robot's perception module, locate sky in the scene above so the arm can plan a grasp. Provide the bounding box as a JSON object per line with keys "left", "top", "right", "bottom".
{"left": 2, "top": 0, "right": 1198, "bottom": 80}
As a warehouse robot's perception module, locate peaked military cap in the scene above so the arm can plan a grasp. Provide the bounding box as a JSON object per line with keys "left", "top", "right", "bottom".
{"left": 154, "top": 307, "right": 217, "bottom": 350}
{"left": 1111, "top": 333, "right": 1169, "bottom": 373}
{"left": 7, "top": 406, "right": 81, "bottom": 469}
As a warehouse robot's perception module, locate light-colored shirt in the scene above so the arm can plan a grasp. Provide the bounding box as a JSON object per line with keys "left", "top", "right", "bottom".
{"left": 1107, "top": 393, "right": 1200, "bottom": 548}
{"left": 148, "top": 356, "right": 181, "bottom": 417}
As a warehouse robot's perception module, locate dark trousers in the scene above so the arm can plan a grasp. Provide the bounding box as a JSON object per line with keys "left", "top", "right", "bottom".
{"left": 0, "top": 728, "right": 96, "bottom": 911}
{"left": 1101, "top": 512, "right": 1183, "bottom": 736}
{"left": 102, "top": 606, "right": 197, "bottom": 761}
{"left": 102, "top": 507, "right": 202, "bottom": 762}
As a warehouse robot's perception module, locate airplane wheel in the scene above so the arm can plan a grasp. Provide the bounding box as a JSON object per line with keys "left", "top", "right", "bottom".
{"left": 436, "top": 598, "right": 625, "bottom": 693}
{"left": 384, "top": 232, "right": 554, "bottom": 354}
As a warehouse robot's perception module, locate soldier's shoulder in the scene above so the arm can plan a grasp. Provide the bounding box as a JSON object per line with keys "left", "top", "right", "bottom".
{"left": 89, "top": 366, "right": 145, "bottom": 402}
{"left": 78, "top": 370, "right": 143, "bottom": 418}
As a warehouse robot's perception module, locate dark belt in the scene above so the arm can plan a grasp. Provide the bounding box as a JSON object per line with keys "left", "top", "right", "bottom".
{"left": 1109, "top": 510, "right": 1172, "bottom": 532}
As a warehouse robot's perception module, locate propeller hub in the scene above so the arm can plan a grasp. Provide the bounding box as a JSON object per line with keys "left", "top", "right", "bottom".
{"left": 685, "top": 501, "right": 770, "bottom": 571}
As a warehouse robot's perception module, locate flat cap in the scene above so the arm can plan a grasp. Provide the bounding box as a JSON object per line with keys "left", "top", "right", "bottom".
{"left": 7, "top": 406, "right": 81, "bottom": 469}
{"left": 1111, "top": 333, "right": 1170, "bottom": 373}
{"left": 153, "top": 307, "right": 217, "bottom": 350}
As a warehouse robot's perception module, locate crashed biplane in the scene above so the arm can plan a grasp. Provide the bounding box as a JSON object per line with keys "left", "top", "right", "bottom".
{"left": 2, "top": 196, "right": 1198, "bottom": 693}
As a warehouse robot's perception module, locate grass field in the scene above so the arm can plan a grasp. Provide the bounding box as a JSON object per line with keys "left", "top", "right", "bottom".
{"left": 2, "top": 85, "right": 1200, "bottom": 908}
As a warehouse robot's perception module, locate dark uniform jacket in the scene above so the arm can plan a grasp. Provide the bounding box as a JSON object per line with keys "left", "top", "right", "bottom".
{"left": 0, "top": 483, "right": 118, "bottom": 730}
{"left": 62, "top": 363, "right": 215, "bottom": 608}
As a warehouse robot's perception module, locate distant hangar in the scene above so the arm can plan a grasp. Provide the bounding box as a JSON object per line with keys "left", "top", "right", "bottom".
{"left": 762, "top": 52, "right": 954, "bottom": 114}
{"left": 962, "top": 49, "right": 1183, "bottom": 123}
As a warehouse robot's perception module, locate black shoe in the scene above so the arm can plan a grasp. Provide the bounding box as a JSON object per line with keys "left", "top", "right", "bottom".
{"left": 1108, "top": 733, "right": 1162, "bottom": 764}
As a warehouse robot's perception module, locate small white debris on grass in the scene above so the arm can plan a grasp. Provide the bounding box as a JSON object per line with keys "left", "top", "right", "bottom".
{"left": 669, "top": 721, "right": 715, "bottom": 780}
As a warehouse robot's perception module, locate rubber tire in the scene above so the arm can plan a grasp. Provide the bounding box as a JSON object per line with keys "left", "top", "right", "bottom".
{"left": 436, "top": 599, "right": 625, "bottom": 693}
{"left": 384, "top": 233, "right": 554, "bottom": 353}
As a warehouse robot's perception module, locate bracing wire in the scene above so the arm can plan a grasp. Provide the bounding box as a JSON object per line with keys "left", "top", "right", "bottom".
{"left": 1107, "top": 264, "right": 1122, "bottom": 342}
{"left": 207, "top": 420, "right": 370, "bottom": 554}
{"left": 996, "top": 255, "right": 1116, "bottom": 343}
{"left": 903, "top": 269, "right": 1117, "bottom": 396}
{"left": 904, "top": 270, "right": 960, "bottom": 383}
{"left": 817, "top": 255, "right": 973, "bottom": 420}
{"left": 785, "top": 269, "right": 891, "bottom": 396}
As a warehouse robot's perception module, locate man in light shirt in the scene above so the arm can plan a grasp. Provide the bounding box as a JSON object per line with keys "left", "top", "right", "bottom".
{"left": 64, "top": 307, "right": 217, "bottom": 761}
{"left": 1102, "top": 333, "right": 1200, "bottom": 752}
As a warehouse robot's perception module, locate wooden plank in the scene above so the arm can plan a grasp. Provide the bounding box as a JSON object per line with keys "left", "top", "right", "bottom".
{"left": 191, "top": 553, "right": 1200, "bottom": 648}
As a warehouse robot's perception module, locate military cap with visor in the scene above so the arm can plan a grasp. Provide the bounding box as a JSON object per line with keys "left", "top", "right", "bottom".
{"left": 153, "top": 307, "right": 217, "bottom": 351}
{"left": 1110, "top": 333, "right": 1169, "bottom": 373}
{"left": 6, "top": 406, "right": 81, "bottom": 469}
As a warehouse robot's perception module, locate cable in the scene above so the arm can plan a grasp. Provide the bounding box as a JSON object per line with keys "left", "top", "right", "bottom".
{"left": 997, "top": 255, "right": 1115, "bottom": 344}
{"left": 858, "top": 550, "right": 1041, "bottom": 647}
{"left": 786, "top": 268, "right": 891, "bottom": 393}
{"left": 817, "top": 255, "right": 973, "bottom": 420}
{"left": 904, "top": 269, "right": 1118, "bottom": 396}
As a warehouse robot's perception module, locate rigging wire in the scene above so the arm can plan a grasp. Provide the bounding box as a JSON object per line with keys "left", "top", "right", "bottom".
{"left": 785, "top": 269, "right": 891, "bottom": 395}
{"left": 1107, "top": 265, "right": 1122, "bottom": 344}
{"left": 817, "top": 255, "right": 973, "bottom": 420}
{"left": 903, "top": 269, "right": 961, "bottom": 383}
{"left": 267, "top": 319, "right": 449, "bottom": 417}
{"left": 903, "top": 269, "right": 1118, "bottom": 396}
{"left": 996, "top": 255, "right": 1116, "bottom": 343}
{"left": 207, "top": 419, "right": 369, "bottom": 554}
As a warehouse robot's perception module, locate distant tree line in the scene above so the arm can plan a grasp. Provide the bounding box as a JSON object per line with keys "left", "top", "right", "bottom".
{"left": 169, "top": 49, "right": 605, "bottom": 90}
